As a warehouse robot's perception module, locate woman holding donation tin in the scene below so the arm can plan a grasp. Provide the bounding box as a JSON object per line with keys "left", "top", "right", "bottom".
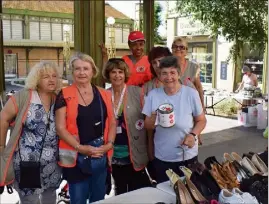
{"left": 142, "top": 56, "right": 207, "bottom": 183}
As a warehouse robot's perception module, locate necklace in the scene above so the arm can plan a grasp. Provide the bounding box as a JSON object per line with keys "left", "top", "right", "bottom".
{"left": 77, "top": 86, "right": 91, "bottom": 106}
{"left": 112, "top": 85, "right": 126, "bottom": 118}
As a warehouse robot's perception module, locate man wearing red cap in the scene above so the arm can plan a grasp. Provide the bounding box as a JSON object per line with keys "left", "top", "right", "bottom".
{"left": 122, "top": 31, "right": 152, "bottom": 86}
{"left": 100, "top": 31, "right": 152, "bottom": 86}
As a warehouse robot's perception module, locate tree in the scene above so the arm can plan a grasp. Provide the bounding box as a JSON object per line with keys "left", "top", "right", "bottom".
{"left": 176, "top": 0, "right": 268, "bottom": 90}
{"left": 154, "top": 2, "right": 163, "bottom": 44}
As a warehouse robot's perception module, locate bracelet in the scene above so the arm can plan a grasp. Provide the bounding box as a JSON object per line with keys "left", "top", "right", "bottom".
{"left": 74, "top": 144, "right": 81, "bottom": 151}
{"left": 107, "top": 140, "right": 114, "bottom": 147}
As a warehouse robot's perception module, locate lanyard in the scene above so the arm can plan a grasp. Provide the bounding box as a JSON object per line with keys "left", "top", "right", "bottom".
{"left": 112, "top": 85, "right": 126, "bottom": 119}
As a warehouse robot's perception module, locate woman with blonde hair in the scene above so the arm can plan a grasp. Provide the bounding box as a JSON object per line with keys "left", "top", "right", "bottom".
{"left": 172, "top": 37, "right": 205, "bottom": 144}
{"left": 55, "top": 52, "right": 116, "bottom": 204}
{"left": 0, "top": 61, "right": 62, "bottom": 204}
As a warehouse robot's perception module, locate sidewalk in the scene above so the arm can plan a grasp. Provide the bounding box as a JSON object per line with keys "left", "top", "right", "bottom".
{"left": 199, "top": 115, "right": 267, "bottom": 162}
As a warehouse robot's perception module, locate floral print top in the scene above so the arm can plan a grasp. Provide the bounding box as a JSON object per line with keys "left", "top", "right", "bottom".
{"left": 12, "top": 91, "right": 61, "bottom": 196}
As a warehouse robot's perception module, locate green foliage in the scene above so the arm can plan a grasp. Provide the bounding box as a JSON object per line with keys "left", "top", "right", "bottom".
{"left": 176, "top": 0, "right": 268, "bottom": 61}
{"left": 154, "top": 2, "right": 163, "bottom": 44}
{"left": 215, "top": 99, "right": 240, "bottom": 116}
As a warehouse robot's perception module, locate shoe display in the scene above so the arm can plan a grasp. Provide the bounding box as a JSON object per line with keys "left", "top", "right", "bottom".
{"left": 190, "top": 171, "right": 218, "bottom": 201}
{"left": 166, "top": 169, "right": 181, "bottom": 187}
{"left": 218, "top": 189, "right": 244, "bottom": 204}
{"left": 223, "top": 153, "right": 234, "bottom": 162}
{"left": 242, "top": 157, "right": 263, "bottom": 176}
{"left": 210, "top": 163, "right": 230, "bottom": 189}
{"left": 173, "top": 179, "right": 195, "bottom": 204}
{"left": 251, "top": 154, "right": 268, "bottom": 175}
{"left": 185, "top": 176, "right": 208, "bottom": 203}
{"left": 222, "top": 161, "right": 240, "bottom": 188}
{"left": 232, "top": 188, "right": 259, "bottom": 204}
{"left": 231, "top": 152, "right": 243, "bottom": 164}
{"left": 258, "top": 150, "right": 268, "bottom": 166}
{"left": 179, "top": 166, "right": 193, "bottom": 179}
{"left": 231, "top": 160, "right": 250, "bottom": 181}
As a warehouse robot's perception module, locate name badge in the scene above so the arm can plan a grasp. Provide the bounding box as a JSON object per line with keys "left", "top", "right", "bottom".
{"left": 116, "top": 126, "right": 122, "bottom": 134}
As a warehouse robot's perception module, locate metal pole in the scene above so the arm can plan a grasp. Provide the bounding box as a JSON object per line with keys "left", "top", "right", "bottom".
{"left": 0, "top": 0, "right": 5, "bottom": 95}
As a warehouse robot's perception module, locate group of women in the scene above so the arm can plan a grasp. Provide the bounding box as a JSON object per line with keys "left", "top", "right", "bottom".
{"left": 0, "top": 37, "right": 206, "bottom": 204}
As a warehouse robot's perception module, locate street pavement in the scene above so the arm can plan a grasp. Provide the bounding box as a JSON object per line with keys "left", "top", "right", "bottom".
{"left": 0, "top": 115, "right": 268, "bottom": 204}
{"left": 199, "top": 115, "right": 267, "bottom": 162}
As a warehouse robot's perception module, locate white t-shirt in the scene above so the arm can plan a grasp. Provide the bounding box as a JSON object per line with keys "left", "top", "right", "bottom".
{"left": 243, "top": 73, "right": 257, "bottom": 88}
{"left": 142, "top": 85, "right": 203, "bottom": 162}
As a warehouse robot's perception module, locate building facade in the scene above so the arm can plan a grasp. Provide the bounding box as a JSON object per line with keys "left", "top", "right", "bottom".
{"left": 2, "top": 1, "right": 134, "bottom": 78}
{"left": 166, "top": 2, "right": 267, "bottom": 92}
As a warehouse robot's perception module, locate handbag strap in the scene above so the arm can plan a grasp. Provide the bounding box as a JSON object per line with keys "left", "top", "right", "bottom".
{"left": 18, "top": 97, "right": 53, "bottom": 162}
{"left": 95, "top": 86, "right": 104, "bottom": 137}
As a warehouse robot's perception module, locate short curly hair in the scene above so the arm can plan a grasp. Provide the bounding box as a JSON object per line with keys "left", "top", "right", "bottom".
{"left": 148, "top": 46, "right": 172, "bottom": 77}
{"left": 25, "top": 61, "right": 62, "bottom": 93}
{"left": 102, "top": 58, "right": 130, "bottom": 83}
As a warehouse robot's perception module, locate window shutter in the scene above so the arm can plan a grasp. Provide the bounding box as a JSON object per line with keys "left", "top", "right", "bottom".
{"left": 52, "top": 23, "right": 62, "bottom": 41}
{"left": 115, "top": 28, "right": 122, "bottom": 43}
{"left": 3, "top": 20, "right": 11, "bottom": 40}
{"left": 40, "top": 22, "right": 51, "bottom": 40}
{"left": 11, "top": 20, "right": 23, "bottom": 40}
{"left": 30, "top": 22, "right": 40, "bottom": 40}
{"left": 123, "top": 28, "right": 130, "bottom": 43}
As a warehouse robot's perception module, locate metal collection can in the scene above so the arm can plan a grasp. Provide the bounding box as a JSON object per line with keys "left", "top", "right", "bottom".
{"left": 157, "top": 103, "right": 175, "bottom": 128}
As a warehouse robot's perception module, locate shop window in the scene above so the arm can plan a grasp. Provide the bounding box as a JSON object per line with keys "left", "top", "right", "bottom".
{"left": 4, "top": 54, "right": 18, "bottom": 78}
{"left": 189, "top": 42, "right": 213, "bottom": 85}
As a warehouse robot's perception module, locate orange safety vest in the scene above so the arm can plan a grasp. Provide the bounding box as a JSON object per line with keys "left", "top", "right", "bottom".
{"left": 122, "top": 55, "right": 152, "bottom": 86}
{"left": 58, "top": 84, "right": 114, "bottom": 168}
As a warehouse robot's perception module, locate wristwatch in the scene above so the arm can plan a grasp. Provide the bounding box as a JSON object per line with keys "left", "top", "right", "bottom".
{"left": 189, "top": 132, "right": 197, "bottom": 141}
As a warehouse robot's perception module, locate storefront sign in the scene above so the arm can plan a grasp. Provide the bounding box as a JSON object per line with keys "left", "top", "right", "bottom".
{"left": 177, "top": 17, "right": 210, "bottom": 36}
{"left": 220, "top": 61, "right": 228, "bottom": 80}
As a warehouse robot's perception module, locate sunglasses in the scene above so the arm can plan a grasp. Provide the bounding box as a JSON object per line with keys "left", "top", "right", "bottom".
{"left": 108, "top": 58, "right": 125, "bottom": 63}
{"left": 172, "top": 45, "right": 187, "bottom": 50}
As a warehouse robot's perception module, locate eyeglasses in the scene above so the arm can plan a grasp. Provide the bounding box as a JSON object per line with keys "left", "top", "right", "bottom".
{"left": 108, "top": 58, "right": 125, "bottom": 63}
{"left": 172, "top": 45, "right": 187, "bottom": 50}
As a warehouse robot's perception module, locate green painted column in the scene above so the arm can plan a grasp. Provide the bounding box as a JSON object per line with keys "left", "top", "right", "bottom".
{"left": 143, "top": 0, "right": 154, "bottom": 54}
{"left": 262, "top": 43, "right": 268, "bottom": 94}
{"left": 74, "top": 1, "right": 105, "bottom": 86}
{"left": 24, "top": 15, "right": 30, "bottom": 39}
{"left": 212, "top": 37, "right": 217, "bottom": 88}
{"left": 0, "top": 0, "right": 5, "bottom": 95}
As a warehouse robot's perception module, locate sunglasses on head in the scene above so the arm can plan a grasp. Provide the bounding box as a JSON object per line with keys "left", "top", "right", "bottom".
{"left": 172, "top": 45, "right": 187, "bottom": 50}
{"left": 108, "top": 58, "right": 125, "bottom": 63}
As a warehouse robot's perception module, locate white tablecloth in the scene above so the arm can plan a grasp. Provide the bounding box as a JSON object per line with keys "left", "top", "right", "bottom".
{"left": 156, "top": 181, "right": 176, "bottom": 197}
{"left": 95, "top": 187, "right": 176, "bottom": 204}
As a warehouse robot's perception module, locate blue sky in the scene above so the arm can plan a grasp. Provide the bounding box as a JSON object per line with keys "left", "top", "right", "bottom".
{"left": 106, "top": 1, "right": 168, "bottom": 36}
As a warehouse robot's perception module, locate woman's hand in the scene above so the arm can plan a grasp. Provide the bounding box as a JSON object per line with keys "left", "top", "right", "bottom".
{"left": 181, "top": 134, "right": 196, "bottom": 148}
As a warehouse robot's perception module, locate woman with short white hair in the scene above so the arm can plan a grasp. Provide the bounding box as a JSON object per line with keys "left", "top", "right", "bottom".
{"left": 0, "top": 61, "right": 62, "bottom": 204}
{"left": 143, "top": 56, "right": 206, "bottom": 183}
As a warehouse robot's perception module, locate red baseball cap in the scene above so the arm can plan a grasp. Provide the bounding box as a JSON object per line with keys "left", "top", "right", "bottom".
{"left": 128, "top": 31, "right": 145, "bottom": 42}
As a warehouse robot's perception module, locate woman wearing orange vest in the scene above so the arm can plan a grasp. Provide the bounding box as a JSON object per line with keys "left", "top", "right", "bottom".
{"left": 55, "top": 52, "right": 116, "bottom": 204}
